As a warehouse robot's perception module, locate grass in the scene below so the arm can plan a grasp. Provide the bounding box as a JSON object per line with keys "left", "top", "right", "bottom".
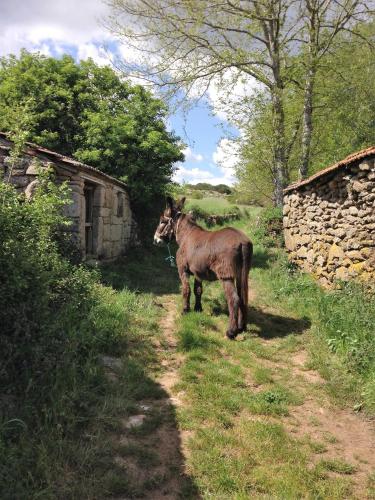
{"left": 0, "top": 242, "right": 188, "bottom": 499}
{"left": 318, "top": 459, "right": 357, "bottom": 475}
{"left": 185, "top": 195, "right": 262, "bottom": 218}
{"left": 185, "top": 196, "right": 234, "bottom": 214}
{"left": 4, "top": 205, "right": 374, "bottom": 498}
{"left": 170, "top": 264, "right": 357, "bottom": 497}
{"left": 251, "top": 249, "right": 375, "bottom": 413}
{"left": 169, "top": 212, "right": 375, "bottom": 497}
{"left": 0, "top": 283, "right": 164, "bottom": 499}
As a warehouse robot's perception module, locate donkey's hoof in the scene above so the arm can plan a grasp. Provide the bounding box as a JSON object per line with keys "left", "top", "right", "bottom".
{"left": 194, "top": 305, "right": 203, "bottom": 312}
{"left": 226, "top": 329, "right": 238, "bottom": 340}
{"left": 182, "top": 308, "right": 190, "bottom": 315}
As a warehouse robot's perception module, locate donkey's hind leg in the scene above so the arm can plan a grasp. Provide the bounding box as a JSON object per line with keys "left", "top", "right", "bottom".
{"left": 193, "top": 278, "right": 203, "bottom": 312}
{"left": 236, "top": 274, "right": 247, "bottom": 333}
{"left": 222, "top": 278, "right": 240, "bottom": 339}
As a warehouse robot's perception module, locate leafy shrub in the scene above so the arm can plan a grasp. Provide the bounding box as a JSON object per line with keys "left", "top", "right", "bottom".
{"left": 253, "top": 207, "right": 283, "bottom": 247}
{"left": 188, "top": 204, "right": 210, "bottom": 220}
{"left": 0, "top": 175, "right": 100, "bottom": 397}
{"left": 190, "top": 190, "right": 204, "bottom": 199}
{"left": 188, "top": 203, "right": 242, "bottom": 227}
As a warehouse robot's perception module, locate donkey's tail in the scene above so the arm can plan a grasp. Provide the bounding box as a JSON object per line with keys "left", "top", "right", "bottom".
{"left": 238, "top": 241, "right": 253, "bottom": 330}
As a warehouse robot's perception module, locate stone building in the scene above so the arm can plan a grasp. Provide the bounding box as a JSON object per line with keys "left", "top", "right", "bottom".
{"left": 0, "top": 132, "right": 135, "bottom": 261}
{"left": 283, "top": 147, "right": 375, "bottom": 286}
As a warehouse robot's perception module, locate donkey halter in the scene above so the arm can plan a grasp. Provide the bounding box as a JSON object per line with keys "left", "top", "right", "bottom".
{"left": 158, "top": 211, "right": 182, "bottom": 239}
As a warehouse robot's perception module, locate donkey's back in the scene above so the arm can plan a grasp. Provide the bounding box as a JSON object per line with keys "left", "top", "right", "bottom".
{"left": 181, "top": 225, "right": 251, "bottom": 281}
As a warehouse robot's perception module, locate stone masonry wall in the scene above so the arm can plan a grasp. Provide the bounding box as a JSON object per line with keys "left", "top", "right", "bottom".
{"left": 283, "top": 157, "right": 375, "bottom": 287}
{"left": 0, "top": 143, "right": 134, "bottom": 261}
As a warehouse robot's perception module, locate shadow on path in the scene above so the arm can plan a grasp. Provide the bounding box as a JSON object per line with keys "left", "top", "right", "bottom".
{"left": 248, "top": 305, "right": 311, "bottom": 339}
{"left": 100, "top": 244, "right": 180, "bottom": 295}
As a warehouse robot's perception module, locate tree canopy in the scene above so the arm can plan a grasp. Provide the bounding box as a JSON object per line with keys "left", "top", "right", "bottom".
{"left": 236, "top": 20, "right": 375, "bottom": 203}
{"left": 106, "top": 0, "right": 373, "bottom": 205}
{"left": 0, "top": 51, "right": 184, "bottom": 215}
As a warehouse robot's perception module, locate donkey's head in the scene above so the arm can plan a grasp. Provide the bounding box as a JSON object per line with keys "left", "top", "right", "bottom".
{"left": 153, "top": 196, "right": 186, "bottom": 245}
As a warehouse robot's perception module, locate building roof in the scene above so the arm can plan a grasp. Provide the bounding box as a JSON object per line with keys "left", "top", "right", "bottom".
{"left": 284, "top": 145, "right": 375, "bottom": 194}
{"left": 0, "top": 131, "right": 127, "bottom": 189}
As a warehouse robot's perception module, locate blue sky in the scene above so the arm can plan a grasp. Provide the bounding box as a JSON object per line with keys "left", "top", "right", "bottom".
{"left": 0, "top": 0, "right": 244, "bottom": 186}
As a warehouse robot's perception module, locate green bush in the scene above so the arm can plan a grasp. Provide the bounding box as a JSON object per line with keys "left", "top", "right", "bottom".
{"left": 253, "top": 207, "right": 283, "bottom": 247}
{"left": 0, "top": 175, "right": 163, "bottom": 497}
{"left": 190, "top": 190, "right": 204, "bottom": 199}
{"left": 0, "top": 175, "right": 100, "bottom": 397}
{"left": 188, "top": 204, "right": 210, "bottom": 220}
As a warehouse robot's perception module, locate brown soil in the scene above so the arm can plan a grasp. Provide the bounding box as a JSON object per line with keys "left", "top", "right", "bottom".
{"left": 112, "top": 294, "right": 196, "bottom": 500}
{"left": 251, "top": 290, "right": 375, "bottom": 498}
{"left": 285, "top": 351, "right": 375, "bottom": 497}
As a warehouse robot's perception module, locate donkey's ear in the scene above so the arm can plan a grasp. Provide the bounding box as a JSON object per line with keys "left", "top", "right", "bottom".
{"left": 176, "top": 197, "right": 186, "bottom": 210}
{"left": 166, "top": 196, "right": 174, "bottom": 209}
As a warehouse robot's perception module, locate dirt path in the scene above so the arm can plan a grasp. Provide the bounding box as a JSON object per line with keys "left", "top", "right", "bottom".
{"left": 110, "top": 294, "right": 196, "bottom": 500}
{"left": 249, "top": 289, "right": 375, "bottom": 498}
{"left": 108, "top": 281, "right": 374, "bottom": 498}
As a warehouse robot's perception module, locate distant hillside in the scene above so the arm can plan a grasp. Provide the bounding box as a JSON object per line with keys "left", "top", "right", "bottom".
{"left": 184, "top": 183, "right": 232, "bottom": 195}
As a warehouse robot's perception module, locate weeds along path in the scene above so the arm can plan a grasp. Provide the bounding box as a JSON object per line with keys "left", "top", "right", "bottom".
{"left": 248, "top": 286, "right": 375, "bottom": 498}
{"left": 171, "top": 261, "right": 375, "bottom": 499}
{"left": 106, "top": 291, "right": 198, "bottom": 500}
{"left": 97, "top": 248, "right": 198, "bottom": 499}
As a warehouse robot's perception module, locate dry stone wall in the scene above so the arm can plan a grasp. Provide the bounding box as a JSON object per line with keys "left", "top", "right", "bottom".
{"left": 283, "top": 157, "right": 375, "bottom": 287}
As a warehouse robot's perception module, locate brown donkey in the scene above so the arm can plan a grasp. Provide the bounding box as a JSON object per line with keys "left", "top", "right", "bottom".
{"left": 154, "top": 197, "right": 252, "bottom": 339}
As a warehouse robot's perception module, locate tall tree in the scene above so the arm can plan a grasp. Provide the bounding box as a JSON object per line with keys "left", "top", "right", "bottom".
{"left": 299, "top": 0, "right": 373, "bottom": 178}
{"left": 107, "top": 0, "right": 303, "bottom": 206}
{"left": 0, "top": 51, "right": 183, "bottom": 216}
{"left": 235, "top": 19, "right": 375, "bottom": 202}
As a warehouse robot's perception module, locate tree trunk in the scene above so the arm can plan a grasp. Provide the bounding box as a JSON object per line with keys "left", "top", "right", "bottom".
{"left": 300, "top": 61, "right": 316, "bottom": 179}
{"left": 272, "top": 88, "right": 286, "bottom": 207}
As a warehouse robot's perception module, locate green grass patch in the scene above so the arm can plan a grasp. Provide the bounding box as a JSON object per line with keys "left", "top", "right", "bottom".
{"left": 0, "top": 238, "right": 183, "bottom": 499}
{"left": 252, "top": 366, "right": 274, "bottom": 385}
{"left": 185, "top": 196, "right": 234, "bottom": 214}
{"left": 172, "top": 264, "right": 349, "bottom": 496}
{"left": 249, "top": 249, "right": 375, "bottom": 412}
{"left": 318, "top": 458, "right": 357, "bottom": 475}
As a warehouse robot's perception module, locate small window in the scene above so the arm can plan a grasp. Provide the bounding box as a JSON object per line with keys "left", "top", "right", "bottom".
{"left": 117, "top": 192, "right": 124, "bottom": 217}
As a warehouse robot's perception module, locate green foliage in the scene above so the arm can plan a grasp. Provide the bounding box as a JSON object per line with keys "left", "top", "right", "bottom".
{"left": 190, "top": 190, "right": 204, "bottom": 199}
{"left": 0, "top": 51, "right": 183, "bottom": 219}
{"left": 0, "top": 174, "right": 96, "bottom": 392}
{"left": 235, "top": 21, "right": 375, "bottom": 200}
{"left": 253, "top": 206, "right": 283, "bottom": 247}
{"left": 0, "top": 180, "right": 166, "bottom": 497}
{"left": 262, "top": 252, "right": 375, "bottom": 412}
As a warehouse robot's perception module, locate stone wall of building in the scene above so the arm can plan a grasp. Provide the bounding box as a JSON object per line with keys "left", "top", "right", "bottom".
{"left": 0, "top": 141, "right": 135, "bottom": 261}
{"left": 283, "top": 157, "right": 375, "bottom": 286}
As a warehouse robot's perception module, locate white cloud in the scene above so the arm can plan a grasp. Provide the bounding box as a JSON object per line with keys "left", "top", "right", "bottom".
{"left": 183, "top": 146, "right": 203, "bottom": 163}
{"left": 211, "top": 138, "right": 240, "bottom": 185}
{"left": 77, "top": 43, "right": 112, "bottom": 67}
{"left": 173, "top": 165, "right": 235, "bottom": 186}
{"left": 0, "top": 0, "right": 110, "bottom": 58}
{"left": 173, "top": 138, "right": 240, "bottom": 186}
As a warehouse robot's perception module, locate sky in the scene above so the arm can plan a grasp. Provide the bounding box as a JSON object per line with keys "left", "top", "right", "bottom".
{"left": 0, "top": 0, "right": 252, "bottom": 185}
